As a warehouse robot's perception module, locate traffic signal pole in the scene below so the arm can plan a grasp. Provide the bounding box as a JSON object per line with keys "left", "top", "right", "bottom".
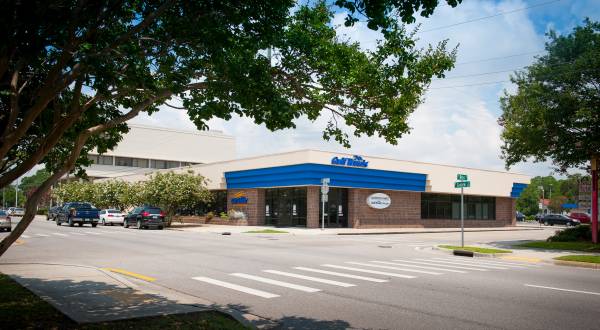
{"left": 592, "top": 157, "right": 598, "bottom": 244}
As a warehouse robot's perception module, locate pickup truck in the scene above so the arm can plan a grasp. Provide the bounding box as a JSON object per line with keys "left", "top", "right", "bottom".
{"left": 56, "top": 202, "right": 100, "bottom": 227}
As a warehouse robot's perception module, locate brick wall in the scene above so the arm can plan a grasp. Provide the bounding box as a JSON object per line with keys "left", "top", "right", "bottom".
{"left": 306, "top": 186, "right": 320, "bottom": 228}
{"left": 495, "top": 197, "right": 516, "bottom": 226}
{"left": 227, "top": 189, "right": 265, "bottom": 226}
{"left": 348, "top": 189, "right": 422, "bottom": 228}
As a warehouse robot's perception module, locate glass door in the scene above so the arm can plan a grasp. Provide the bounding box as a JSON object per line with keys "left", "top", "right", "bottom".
{"left": 320, "top": 188, "right": 348, "bottom": 228}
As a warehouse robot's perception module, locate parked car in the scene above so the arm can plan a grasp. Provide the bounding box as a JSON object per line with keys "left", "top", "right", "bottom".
{"left": 7, "top": 207, "right": 24, "bottom": 216}
{"left": 0, "top": 210, "right": 11, "bottom": 232}
{"left": 47, "top": 206, "right": 62, "bottom": 221}
{"left": 568, "top": 212, "right": 591, "bottom": 224}
{"left": 56, "top": 202, "right": 100, "bottom": 227}
{"left": 124, "top": 206, "right": 165, "bottom": 230}
{"left": 515, "top": 211, "right": 525, "bottom": 222}
{"left": 99, "top": 209, "right": 125, "bottom": 226}
{"left": 535, "top": 214, "right": 544, "bottom": 222}
{"left": 541, "top": 214, "right": 580, "bottom": 227}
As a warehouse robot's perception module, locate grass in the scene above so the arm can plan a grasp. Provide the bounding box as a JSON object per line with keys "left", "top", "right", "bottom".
{"left": 516, "top": 241, "right": 600, "bottom": 252}
{"left": 0, "top": 273, "right": 247, "bottom": 329}
{"left": 554, "top": 255, "right": 600, "bottom": 264}
{"left": 244, "top": 229, "right": 289, "bottom": 234}
{"left": 438, "top": 245, "right": 512, "bottom": 254}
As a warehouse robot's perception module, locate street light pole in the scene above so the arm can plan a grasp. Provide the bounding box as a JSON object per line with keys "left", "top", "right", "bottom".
{"left": 461, "top": 186, "right": 464, "bottom": 247}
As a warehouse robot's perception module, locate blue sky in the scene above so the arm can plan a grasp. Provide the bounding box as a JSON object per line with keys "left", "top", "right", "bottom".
{"left": 133, "top": 0, "right": 600, "bottom": 177}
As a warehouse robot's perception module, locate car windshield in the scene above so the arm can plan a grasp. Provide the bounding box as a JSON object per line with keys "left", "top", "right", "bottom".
{"left": 108, "top": 210, "right": 121, "bottom": 214}
{"left": 145, "top": 208, "right": 162, "bottom": 214}
{"left": 15, "top": 208, "right": 24, "bottom": 211}
{"left": 0, "top": 211, "right": 6, "bottom": 216}
{"left": 69, "top": 203, "right": 93, "bottom": 209}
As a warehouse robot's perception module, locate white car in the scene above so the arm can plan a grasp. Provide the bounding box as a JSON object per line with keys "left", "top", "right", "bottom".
{"left": 7, "top": 207, "right": 24, "bottom": 216}
{"left": 0, "top": 210, "right": 11, "bottom": 232}
{"left": 99, "top": 209, "right": 125, "bottom": 226}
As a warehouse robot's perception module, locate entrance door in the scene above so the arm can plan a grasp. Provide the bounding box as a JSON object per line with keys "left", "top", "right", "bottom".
{"left": 321, "top": 188, "right": 348, "bottom": 228}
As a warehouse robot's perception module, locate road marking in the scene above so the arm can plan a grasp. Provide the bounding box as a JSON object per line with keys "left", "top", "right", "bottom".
{"left": 393, "top": 259, "right": 489, "bottom": 271}
{"left": 231, "top": 273, "right": 320, "bottom": 292}
{"left": 21, "top": 235, "right": 31, "bottom": 239}
{"left": 101, "top": 268, "right": 156, "bottom": 282}
{"left": 345, "top": 262, "right": 442, "bottom": 275}
{"left": 52, "top": 233, "right": 68, "bottom": 237}
{"left": 501, "top": 256, "right": 542, "bottom": 263}
{"left": 371, "top": 261, "right": 468, "bottom": 273}
{"left": 263, "top": 270, "right": 356, "bottom": 287}
{"left": 192, "top": 276, "right": 279, "bottom": 298}
{"left": 417, "top": 259, "right": 506, "bottom": 270}
{"left": 69, "top": 232, "right": 87, "bottom": 236}
{"left": 294, "top": 267, "right": 388, "bottom": 283}
{"left": 524, "top": 284, "right": 600, "bottom": 296}
{"left": 35, "top": 233, "right": 50, "bottom": 237}
{"left": 322, "top": 264, "right": 416, "bottom": 279}
{"left": 84, "top": 231, "right": 102, "bottom": 235}
{"left": 433, "top": 257, "right": 529, "bottom": 269}
{"left": 408, "top": 244, "right": 431, "bottom": 247}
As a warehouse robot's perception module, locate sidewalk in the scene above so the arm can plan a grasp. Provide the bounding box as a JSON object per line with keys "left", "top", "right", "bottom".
{"left": 0, "top": 263, "right": 272, "bottom": 327}
{"left": 169, "top": 223, "right": 544, "bottom": 235}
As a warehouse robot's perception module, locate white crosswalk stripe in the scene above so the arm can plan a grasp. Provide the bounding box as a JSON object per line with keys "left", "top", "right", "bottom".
{"left": 294, "top": 267, "right": 388, "bottom": 283}
{"left": 433, "top": 257, "right": 530, "bottom": 269}
{"left": 35, "top": 233, "right": 50, "bottom": 237}
{"left": 52, "top": 233, "right": 68, "bottom": 237}
{"left": 192, "top": 276, "right": 279, "bottom": 298}
{"left": 230, "top": 273, "right": 320, "bottom": 292}
{"left": 69, "top": 232, "right": 87, "bottom": 236}
{"left": 322, "top": 264, "right": 416, "bottom": 279}
{"left": 392, "top": 259, "right": 489, "bottom": 271}
{"left": 345, "top": 262, "right": 442, "bottom": 275}
{"left": 21, "top": 235, "right": 31, "bottom": 239}
{"left": 370, "top": 261, "right": 468, "bottom": 273}
{"left": 84, "top": 231, "right": 102, "bottom": 235}
{"left": 263, "top": 270, "right": 356, "bottom": 287}
{"left": 416, "top": 259, "right": 507, "bottom": 270}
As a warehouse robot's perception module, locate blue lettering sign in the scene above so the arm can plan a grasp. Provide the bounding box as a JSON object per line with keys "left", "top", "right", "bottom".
{"left": 331, "top": 155, "right": 368, "bottom": 168}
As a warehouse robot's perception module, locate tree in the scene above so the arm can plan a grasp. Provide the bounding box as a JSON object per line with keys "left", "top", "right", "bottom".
{"left": 0, "top": 1, "right": 458, "bottom": 256}
{"left": 1, "top": 185, "right": 25, "bottom": 208}
{"left": 516, "top": 187, "right": 539, "bottom": 216}
{"left": 142, "top": 171, "right": 213, "bottom": 226}
{"left": 52, "top": 180, "right": 143, "bottom": 210}
{"left": 19, "top": 169, "right": 51, "bottom": 193}
{"left": 499, "top": 19, "right": 600, "bottom": 172}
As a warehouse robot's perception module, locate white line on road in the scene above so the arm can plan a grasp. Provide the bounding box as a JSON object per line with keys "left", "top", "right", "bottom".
{"left": 524, "top": 284, "right": 600, "bottom": 296}
{"left": 294, "top": 267, "right": 388, "bottom": 283}
{"left": 322, "top": 264, "right": 416, "bottom": 279}
{"left": 263, "top": 270, "right": 355, "bottom": 287}
{"left": 35, "top": 233, "right": 50, "bottom": 237}
{"left": 345, "top": 262, "right": 442, "bottom": 275}
{"left": 21, "top": 235, "right": 31, "bottom": 239}
{"left": 230, "top": 273, "right": 321, "bottom": 293}
{"left": 421, "top": 259, "right": 507, "bottom": 270}
{"left": 433, "top": 257, "right": 530, "bottom": 269}
{"left": 52, "top": 233, "right": 68, "bottom": 237}
{"left": 370, "top": 261, "right": 467, "bottom": 273}
{"left": 191, "top": 276, "right": 279, "bottom": 298}
{"left": 393, "top": 259, "right": 489, "bottom": 271}
{"left": 84, "top": 231, "right": 102, "bottom": 235}
{"left": 69, "top": 232, "right": 87, "bottom": 236}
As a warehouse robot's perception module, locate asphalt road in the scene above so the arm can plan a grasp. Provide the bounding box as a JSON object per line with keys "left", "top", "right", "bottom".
{"left": 1, "top": 218, "right": 599, "bottom": 330}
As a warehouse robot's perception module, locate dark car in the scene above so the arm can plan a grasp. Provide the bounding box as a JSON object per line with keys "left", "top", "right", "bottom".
{"left": 0, "top": 210, "right": 11, "bottom": 232}
{"left": 47, "top": 206, "right": 62, "bottom": 221}
{"left": 56, "top": 202, "right": 100, "bottom": 227}
{"left": 568, "top": 212, "right": 591, "bottom": 224}
{"left": 124, "top": 206, "right": 165, "bottom": 230}
{"left": 541, "top": 214, "right": 580, "bottom": 227}
{"left": 516, "top": 211, "right": 525, "bottom": 222}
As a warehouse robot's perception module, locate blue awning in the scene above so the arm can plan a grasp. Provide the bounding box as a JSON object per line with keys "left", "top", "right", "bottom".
{"left": 510, "top": 183, "right": 528, "bottom": 198}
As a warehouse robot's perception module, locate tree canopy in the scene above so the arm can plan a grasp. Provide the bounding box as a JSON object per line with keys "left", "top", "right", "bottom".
{"left": 0, "top": 0, "right": 459, "bottom": 256}
{"left": 499, "top": 19, "right": 600, "bottom": 172}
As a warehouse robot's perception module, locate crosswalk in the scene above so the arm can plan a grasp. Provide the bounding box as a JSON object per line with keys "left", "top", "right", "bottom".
{"left": 2, "top": 229, "right": 153, "bottom": 240}
{"left": 188, "top": 257, "right": 542, "bottom": 299}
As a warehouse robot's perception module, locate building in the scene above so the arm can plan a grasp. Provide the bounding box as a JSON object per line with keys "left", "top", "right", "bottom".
{"left": 84, "top": 124, "right": 236, "bottom": 180}
{"left": 111, "top": 149, "right": 530, "bottom": 229}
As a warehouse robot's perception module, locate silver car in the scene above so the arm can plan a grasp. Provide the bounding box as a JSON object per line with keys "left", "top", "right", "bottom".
{"left": 0, "top": 210, "right": 11, "bottom": 232}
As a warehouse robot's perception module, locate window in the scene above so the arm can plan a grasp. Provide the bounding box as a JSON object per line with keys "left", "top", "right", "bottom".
{"left": 87, "top": 154, "right": 113, "bottom": 165}
{"left": 421, "top": 193, "right": 495, "bottom": 220}
{"left": 151, "top": 159, "right": 180, "bottom": 169}
{"left": 115, "top": 157, "right": 133, "bottom": 167}
{"left": 132, "top": 158, "right": 148, "bottom": 168}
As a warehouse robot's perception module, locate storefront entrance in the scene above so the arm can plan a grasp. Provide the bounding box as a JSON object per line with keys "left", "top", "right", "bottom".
{"left": 265, "top": 187, "right": 307, "bottom": 227}
{"left": 320, "top": 188, "right": 348, "bottom": 228}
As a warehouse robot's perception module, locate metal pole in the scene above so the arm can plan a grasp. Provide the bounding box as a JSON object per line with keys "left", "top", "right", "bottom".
{"left": 592, "top": 166, "right": 598, "bottom": 244}
{"left": 15, "top": 181, "right": 18, "bottom": 207}
{"left": 321, "top": 199, "right": 325, "bottom": 230}
{"left": 461, "top": 186, "right": 464, "bottom": 247}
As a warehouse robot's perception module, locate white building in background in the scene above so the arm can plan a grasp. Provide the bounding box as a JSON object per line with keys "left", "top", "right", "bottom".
{"left": 84, "top": 124, "right": 236, "bottom": 180}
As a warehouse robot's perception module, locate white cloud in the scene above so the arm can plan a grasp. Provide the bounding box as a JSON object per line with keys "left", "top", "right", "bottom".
{"left": 131, "top": 0, "right": 588, "bottom": 177}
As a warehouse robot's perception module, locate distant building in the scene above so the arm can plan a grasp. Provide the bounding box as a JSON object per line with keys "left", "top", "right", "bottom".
{"left": 83, "top": 124, "right": 236, "bottom": 180}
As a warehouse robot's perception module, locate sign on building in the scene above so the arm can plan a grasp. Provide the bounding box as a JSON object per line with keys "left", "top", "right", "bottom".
{"left": 367, "top": 193, "right": 391, "bottom": 209}
{"left": 331, "top": 155, "right": 368, "bottom": 168}
{"left": 231, "top": 191, "right": 248, "bottom": 205}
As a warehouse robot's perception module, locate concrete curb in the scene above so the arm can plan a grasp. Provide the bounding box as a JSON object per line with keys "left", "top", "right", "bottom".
{"left": 337, "top": 228, "right": 543, "bottom": 235}
{"left": 552, "top": 260, "right": 600, "bottom": 270}
{"left": 432, "top": 245, "right": 513, "bottom": 259}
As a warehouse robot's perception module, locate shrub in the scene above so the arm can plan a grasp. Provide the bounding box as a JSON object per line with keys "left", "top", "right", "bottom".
{"left": 219, "top": 212, "right": 228, "bottom": 219}
{"left": 547, "top": 225, "right": 599, "bottom": 242}
{"left": 205, "top": 211, "right": 214, "bottom": 221}
{"left": 525, "top": 215, "right": 535, "bottom": 221}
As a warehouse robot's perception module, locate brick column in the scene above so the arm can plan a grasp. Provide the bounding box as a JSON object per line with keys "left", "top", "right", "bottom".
{"left": 306, "top": 186, "right": 320, "bottom": 228}
{"left": 495, "top": 197, "right": 516, "bottom": 226}
{"left": 227, "top": 189, "right": 264, "bottom": 225}
{"left": 347, "top": 189, "right": 360, "bottom": 228}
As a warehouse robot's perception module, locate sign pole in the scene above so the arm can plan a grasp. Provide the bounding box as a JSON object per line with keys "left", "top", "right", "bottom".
{"left": 321, "top": 198, "right": 325, "bottom": 230}
{"left": 320, "top": 178, "right": 330, "bottom": 231}
{"left": 592, "top": 157, "right": 598, "bottom": 244}
{"left": 461, "top": 186, "right": 464, "bottom": 247}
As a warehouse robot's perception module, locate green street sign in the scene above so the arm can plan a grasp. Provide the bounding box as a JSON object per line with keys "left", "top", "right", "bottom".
{"left": 455, "top": 181, "right": 470, "bottom": 188}
{"left": 457, "top": 174, "right": 468, "bottom": 181}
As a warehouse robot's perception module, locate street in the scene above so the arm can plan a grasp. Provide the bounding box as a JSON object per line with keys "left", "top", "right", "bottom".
{"left": 1, "top": 218, "right": 599, "bottom": 329}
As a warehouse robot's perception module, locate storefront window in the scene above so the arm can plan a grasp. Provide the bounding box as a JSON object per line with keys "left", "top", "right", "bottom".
{"left": 421, "top": 193, "right": 495, "bottom": 220}
{"left": 265, "top": 188, "right": 307, "bottom": 227}
{"left": 176, "top": 190, "right": 227, "bottom": 216}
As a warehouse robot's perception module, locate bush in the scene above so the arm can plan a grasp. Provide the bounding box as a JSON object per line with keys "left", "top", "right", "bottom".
{"left": 219, "top": 212, "right": 228, "bottom": 219}
{"left": 525, "top": 215, "right": 536, "bottom": 221}
{"left": 205, "top": 211, "right": 214, "bottom": 221}
{"left": 36, "top": 208, "right": 48, "bottom": 216}
{"left": 547, "top": 225, "right": 599, "bottom": 242}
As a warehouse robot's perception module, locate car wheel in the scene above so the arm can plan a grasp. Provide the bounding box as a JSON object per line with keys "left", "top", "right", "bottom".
{"left": 124, "top": 220, "right": 129, "bottom": 228}
{"left": 7, "top": 228, "right": 11, "bottom": 232}
{"left": 56, "top": 219, "right": 61, "bottom": 226}
{"left": 565, "top": 222, "right": 571, "bottom": 227}
{"left": 137, "top": 220, "right": 142, "bottom": 229}
{"left": 92, "top": 223, "right": 97, "bottom": 228}
{"left": 159, "top": 226, "right": 164, "bottom": 230}
{"left": 68, "top": 218, "right": 74, "bottom": 227}
{"left": 544, "top": 221, "right": 549, "bottom": 226}
{"left": 102, "top": 219, "right": 106, "bottom": 226}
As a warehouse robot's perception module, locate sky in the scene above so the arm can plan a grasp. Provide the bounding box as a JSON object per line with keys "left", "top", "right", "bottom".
{"left": 131, "top": 0, "right": 600, "bottom": 177}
